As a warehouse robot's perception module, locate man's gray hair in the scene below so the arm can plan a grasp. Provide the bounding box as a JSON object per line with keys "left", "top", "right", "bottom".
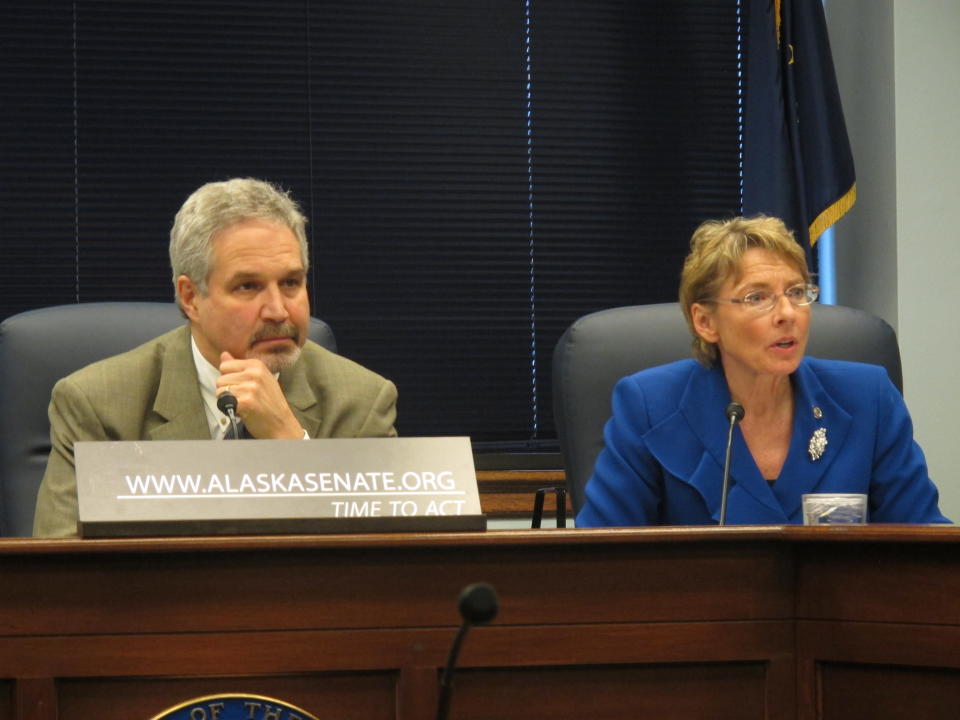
{"left": 169, "top": 178, "right": 309, "bottom": 305}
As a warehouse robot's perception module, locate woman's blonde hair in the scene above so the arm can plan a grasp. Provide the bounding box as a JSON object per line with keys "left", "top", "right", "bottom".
{"left": 679, "top": 215, "right": 810, "bottom": 366}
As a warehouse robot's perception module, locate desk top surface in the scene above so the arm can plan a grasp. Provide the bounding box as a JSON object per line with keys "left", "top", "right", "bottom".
{"left": 3, "top": 523, "right": 959, "bottom": 556}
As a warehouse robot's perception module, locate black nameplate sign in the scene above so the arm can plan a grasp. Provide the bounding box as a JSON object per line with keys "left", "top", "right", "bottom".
{"left": 76, "top": 436, "right": 485, "bottom": 537}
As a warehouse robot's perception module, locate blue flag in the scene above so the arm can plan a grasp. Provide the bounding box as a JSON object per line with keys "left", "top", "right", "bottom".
{"left": 742, "top": 0, "right": 856, "bottom": 259}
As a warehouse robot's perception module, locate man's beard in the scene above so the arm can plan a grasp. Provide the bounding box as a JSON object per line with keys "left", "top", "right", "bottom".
{"left": 249, "top": 323, "right": 302, "bottom": 373}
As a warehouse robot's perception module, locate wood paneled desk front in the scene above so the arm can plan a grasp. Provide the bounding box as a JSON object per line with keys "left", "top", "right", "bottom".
{"left": 2, "top": 525, "right": 959, "bottom": 720}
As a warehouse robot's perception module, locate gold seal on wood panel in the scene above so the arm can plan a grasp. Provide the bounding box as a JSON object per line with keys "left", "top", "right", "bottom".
{"left": 148, "top": 693, "right": 320, "bottom": 720}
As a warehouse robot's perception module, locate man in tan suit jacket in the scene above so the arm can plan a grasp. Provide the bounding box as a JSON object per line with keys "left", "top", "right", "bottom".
{"left": 33, "top": 178, "right": 397, "bottom": 537}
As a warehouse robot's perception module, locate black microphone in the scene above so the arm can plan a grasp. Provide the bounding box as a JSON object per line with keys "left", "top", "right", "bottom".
{"left": 437, "top": 583, "right": 499, "bottom": 720}
{"left": 719, "top": 402, "right": 745, "bottom": 526}
{"left": 217, "top": 392, "right": 241, "bottom": 440}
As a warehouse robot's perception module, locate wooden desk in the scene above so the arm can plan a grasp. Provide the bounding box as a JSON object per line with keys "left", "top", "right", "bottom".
{"left": 2, "top": 526, "right": 959, "bottom": 720}
{"left": 476, "top": 470, "right": 566, "bottom": 519}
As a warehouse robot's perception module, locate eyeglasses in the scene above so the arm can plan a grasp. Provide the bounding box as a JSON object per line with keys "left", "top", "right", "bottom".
{"left": 699, "top": 283, "right": 820, "bottom": 313}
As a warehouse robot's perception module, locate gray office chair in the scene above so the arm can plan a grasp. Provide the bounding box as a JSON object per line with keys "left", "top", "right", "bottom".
{"left": 552, "top": 302, "right": 903, "bottom": 514}
{"left": 0, "top": 302, "right": 336, "bottom": 537}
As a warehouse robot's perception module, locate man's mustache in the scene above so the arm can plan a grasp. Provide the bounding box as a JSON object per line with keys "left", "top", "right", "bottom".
{"left": 251, "top": 323, "right": 300, "bottom": 345}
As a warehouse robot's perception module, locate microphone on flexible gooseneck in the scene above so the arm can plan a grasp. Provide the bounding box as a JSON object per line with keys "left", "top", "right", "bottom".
{"left": 217, "top": 392, "right": 241, "bottom": 440}
{"left": 436, "top": 583, "right": 499, "bottom": 720}
{"left": 719, "top": 402, "right": 745, "bottom": 526}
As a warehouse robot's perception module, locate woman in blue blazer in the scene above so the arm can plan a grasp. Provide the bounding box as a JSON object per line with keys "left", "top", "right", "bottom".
{"left": 577, "top": 216, "right": 949, "bottom": 527}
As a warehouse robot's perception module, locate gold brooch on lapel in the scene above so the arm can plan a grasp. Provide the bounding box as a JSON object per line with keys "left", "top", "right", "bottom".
{"left": 808, "top": 427, "right": 828, "bottom": 461}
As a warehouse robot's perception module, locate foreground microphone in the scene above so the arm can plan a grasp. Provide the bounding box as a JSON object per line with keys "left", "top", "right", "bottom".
{"left": 719, "top": 402, "right": 745, "bottom": 526}
{"left": 437, "top": 583, "right": 499, "bottom": 720}
{"left": 217, "top": 392, "right": 241, "bottom": 440}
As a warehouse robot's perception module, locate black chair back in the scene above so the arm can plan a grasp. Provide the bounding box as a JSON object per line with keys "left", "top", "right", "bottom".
{"left": 0, "top": 302, "right": 336, "bottom": 536}
{"left": 552, "top": 302, "right": 902, "bottom": 513}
